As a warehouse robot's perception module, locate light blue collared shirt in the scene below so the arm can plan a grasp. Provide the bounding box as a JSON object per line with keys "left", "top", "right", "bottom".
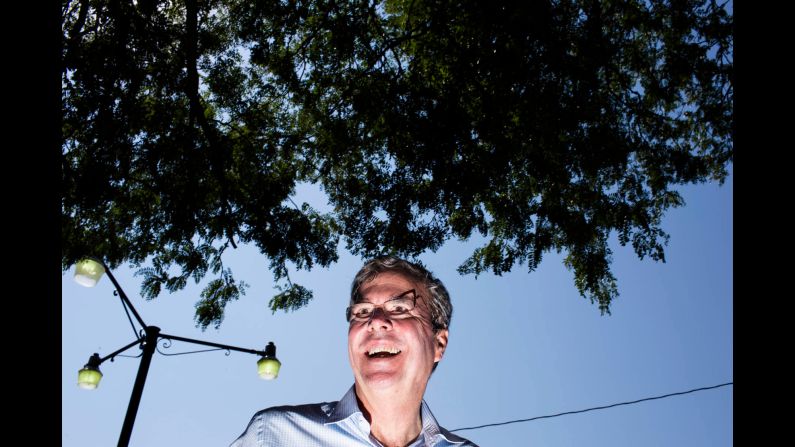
{"left": 230, "top": 386, "right": 478, "bottom": 447}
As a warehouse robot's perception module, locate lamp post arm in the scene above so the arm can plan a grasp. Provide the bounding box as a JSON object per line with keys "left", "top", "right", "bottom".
{"left": 158, "top": 332, "right": 267, "bottom": 357}
{"left": 98, "top": 339, "right": 144, "bottom": 364}
{"left": 100, "top": 263, "right": 148, "bottom": 329}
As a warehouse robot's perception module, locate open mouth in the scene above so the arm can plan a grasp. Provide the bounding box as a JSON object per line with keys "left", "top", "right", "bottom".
{"left": 367, "top": 347, "right": 401, "bottom": 358}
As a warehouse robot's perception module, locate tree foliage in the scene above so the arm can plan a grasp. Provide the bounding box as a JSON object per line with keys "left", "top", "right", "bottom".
{"left": 62, "top": 0, "right": 733, "bottom": 329}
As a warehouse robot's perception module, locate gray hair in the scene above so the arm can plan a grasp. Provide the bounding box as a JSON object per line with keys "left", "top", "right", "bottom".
{"left": 350, "top": 255, "right": 452, "bottom": 331}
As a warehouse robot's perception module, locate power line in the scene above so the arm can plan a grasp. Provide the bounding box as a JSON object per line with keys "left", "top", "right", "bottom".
{"left": 449, "top": 381, "right": 733, "bottom": 433}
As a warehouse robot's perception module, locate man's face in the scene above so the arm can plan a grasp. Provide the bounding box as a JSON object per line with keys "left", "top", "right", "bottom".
{"left": 348, "top": 272, "right": 448, "bottom": 394}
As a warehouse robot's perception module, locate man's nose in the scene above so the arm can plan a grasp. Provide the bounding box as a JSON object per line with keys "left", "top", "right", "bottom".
{"left": 367, "top": 307, "right": 393, "bottom": 330}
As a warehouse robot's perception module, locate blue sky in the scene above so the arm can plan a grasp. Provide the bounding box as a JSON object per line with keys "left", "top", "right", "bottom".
{"left": 62, "top": 170, "right": 732, "bottom": 447}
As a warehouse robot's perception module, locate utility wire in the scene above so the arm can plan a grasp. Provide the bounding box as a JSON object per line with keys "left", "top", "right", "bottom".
{"left": 449, "top": 381, "right": 733, "bottom": 433}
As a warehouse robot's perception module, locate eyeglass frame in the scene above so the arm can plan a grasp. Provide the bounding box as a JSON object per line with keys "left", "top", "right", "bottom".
{"left": 345, "top": 289, "right": 420, "bottom": 323}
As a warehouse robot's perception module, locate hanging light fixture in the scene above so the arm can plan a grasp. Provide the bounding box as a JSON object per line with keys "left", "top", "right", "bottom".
{"left": 257, "top": 342, "right": 281, "bottom": 380}
{"left": 78, "top": 353, "right": 104, "bottom": 389}
{"left": 74, "top": 258, "right": 106, "bottom": 287}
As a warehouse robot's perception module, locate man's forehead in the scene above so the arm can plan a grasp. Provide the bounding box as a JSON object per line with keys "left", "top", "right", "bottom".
{"left": 355, "top": 272, "right": 420, "bottom": 301}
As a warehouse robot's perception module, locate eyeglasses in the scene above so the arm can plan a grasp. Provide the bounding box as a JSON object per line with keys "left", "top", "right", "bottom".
{"left": 346, "top": 289, "right": 419, "bottom": 323}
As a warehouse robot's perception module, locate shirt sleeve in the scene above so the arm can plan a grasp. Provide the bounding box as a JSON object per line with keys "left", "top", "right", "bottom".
{"left": 229, "top": 412, "right": 263, "bottom": 447}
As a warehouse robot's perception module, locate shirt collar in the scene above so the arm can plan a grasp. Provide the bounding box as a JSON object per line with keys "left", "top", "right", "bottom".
{"left": 325, "top": 385, "right": 361, "bottom": 425}
{"left": 325, "top": 385, "right": 468, "bottom": 445}
{"left": 418, "top": 397, "right": 469, "bottom": 445}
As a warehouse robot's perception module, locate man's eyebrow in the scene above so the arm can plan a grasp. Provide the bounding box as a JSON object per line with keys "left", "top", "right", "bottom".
{"left": 394, "top": 289, "right": 416, "bottom": 299}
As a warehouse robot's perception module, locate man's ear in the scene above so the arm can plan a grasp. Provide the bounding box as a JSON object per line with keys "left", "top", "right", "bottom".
{"left": 434, "top": 329, "right": 449, "bottom": 362}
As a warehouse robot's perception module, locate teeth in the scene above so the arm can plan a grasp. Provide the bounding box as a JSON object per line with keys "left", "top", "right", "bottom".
{"left": 368, "top": 347, "right": 401, "bottom": 356}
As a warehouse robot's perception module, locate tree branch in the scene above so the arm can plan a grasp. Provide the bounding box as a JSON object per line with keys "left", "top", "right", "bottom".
{"left": 185, "top": 0, "right": 238, "bottom": 248}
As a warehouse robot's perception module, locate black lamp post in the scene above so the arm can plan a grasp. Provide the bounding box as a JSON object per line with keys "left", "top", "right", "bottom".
{"left": 72, "top": 258, "right": 280, "bottom": 447}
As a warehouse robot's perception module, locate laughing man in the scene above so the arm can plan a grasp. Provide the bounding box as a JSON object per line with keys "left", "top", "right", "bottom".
{"left": 231, "top": 255, "right": 478, "bottom": 447}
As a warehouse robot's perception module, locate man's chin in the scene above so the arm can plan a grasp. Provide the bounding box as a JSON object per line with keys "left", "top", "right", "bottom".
{"left": 359, "top": 367, "right": 403, "bottom": 389}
